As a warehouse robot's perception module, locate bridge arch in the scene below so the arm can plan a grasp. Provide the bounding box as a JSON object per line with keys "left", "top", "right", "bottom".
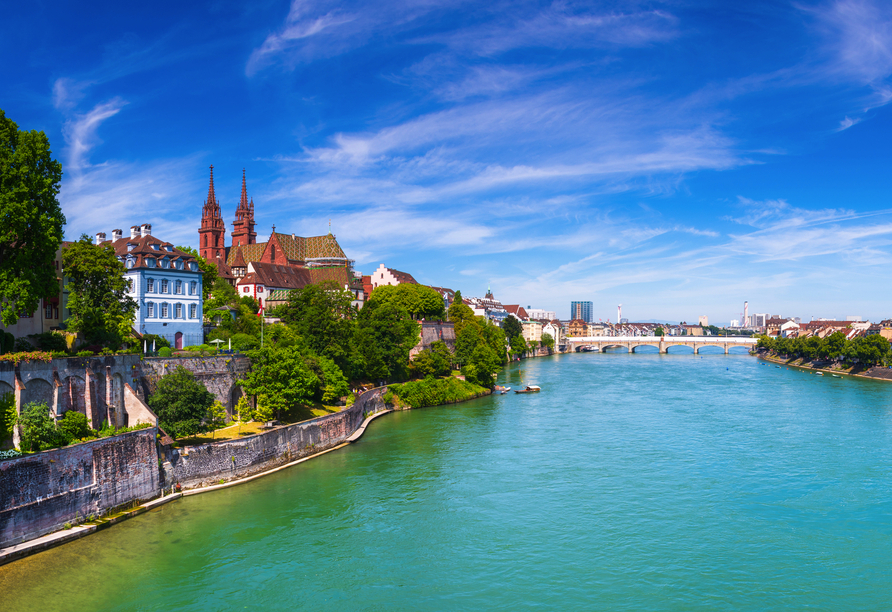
{"left": 630, "top": 344, "right": 659, "bottom": 353}
{"left": 600, "top": 344, "right": 629, "bottom": 353}
{"left": 663, "top": 343, "right": 695, "bottom": 354}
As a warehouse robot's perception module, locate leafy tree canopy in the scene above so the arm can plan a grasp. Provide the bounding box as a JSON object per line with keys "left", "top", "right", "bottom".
{"left": 148, "top": 366, "right": 215, "bottom": 436}
{"left": 62, "top": 235, "right": 137, "bottom": 347}
{"left": 276, "top": 281, "right": 356, "bottom": 372}
{"left": 240, "top": 346, "right": 320, "bottom": 418}
{"left": 501, "top": 316, "right": 523, "bottom": 341}
{"left": 354, "top": 300, "right": 420, "bottom": 382}
{"left": 369, "top": 284, "right": 446, "bottom": 320}
{"left": 0, "top": 109, "right": 65, "bottom": 326}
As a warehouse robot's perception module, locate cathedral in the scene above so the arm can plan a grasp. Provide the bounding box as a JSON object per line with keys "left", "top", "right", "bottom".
{"left": 198, "top": 166, "right": 363, "bottom": 307}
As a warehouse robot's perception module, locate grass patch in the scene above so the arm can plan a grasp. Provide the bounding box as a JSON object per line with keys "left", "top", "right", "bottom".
{"left": 176, "top": 403, "right": 344, "bottom": 446}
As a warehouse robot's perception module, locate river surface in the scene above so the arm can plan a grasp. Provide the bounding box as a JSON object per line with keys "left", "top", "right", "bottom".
{"left": 4, "top": 351, "right": 892, "bottom": 610}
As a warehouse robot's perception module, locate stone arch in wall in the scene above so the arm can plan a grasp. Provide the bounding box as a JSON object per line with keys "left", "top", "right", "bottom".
{"left": 229, "top": 384, "right": 245, "bottom": 419}
{"left": 0, "top": 381, "right": 12, "bottom": 401}
{"left": 22, "top": 378, "right": 53, "bottom": 408}
{"left": 64, "top": 376, "right": 87, "bottom": 415}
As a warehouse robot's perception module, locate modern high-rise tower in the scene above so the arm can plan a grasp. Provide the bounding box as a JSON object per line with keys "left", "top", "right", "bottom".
{"left": 570, "top": 301, "right": 593, "bottom": 323}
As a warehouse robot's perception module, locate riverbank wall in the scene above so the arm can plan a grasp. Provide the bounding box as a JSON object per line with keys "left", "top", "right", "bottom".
{"left": 140, "top": 355, "right": 251, "bottom": 419}
{"left": 758, "top": 352, "right": 892, "bottom": 382}
{"left": 160, "top": 387, "right": 387, "bottom": 490}
{"left": 0, "top": 428, "right": 160, "bottom": 548}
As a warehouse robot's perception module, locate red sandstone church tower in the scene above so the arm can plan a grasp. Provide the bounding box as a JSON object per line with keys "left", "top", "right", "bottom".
{"left": 231, "top": 169, "right": 257, "bottom": 248}
{"left": 199, "top": 165, "right": 226, "bottom": 261}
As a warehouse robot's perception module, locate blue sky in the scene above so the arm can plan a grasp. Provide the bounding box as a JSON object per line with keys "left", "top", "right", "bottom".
{"left": 4, "top": 0, "right": 892, "bottom": 324}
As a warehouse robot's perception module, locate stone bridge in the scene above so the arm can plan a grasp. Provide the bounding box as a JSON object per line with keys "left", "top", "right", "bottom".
{"left": 567, "top": 335, "right": 757, "bottom": 354}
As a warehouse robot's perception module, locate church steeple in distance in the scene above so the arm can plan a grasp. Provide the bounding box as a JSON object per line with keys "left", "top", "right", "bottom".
{"left": 199, "top": 165, "right": 226, "bottom": 261}
{"left": 231, "top": 168, "right": 257, "bottom": 248}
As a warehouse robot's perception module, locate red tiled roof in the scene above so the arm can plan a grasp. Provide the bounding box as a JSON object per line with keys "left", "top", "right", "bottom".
{"left": 108, "top": 235, "right": 198, "bottom": 271}
{"left": 387, "top": 267, "right": 417, "bottom": 284}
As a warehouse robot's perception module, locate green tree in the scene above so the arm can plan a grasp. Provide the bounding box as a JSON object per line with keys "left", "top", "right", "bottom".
{"left": 58, "top": 410, "right": 92, "bottom": 443}
{"left": 62, "top": 235, "right": 137, "bottom": 346}
{"left": 176, "top": 246, "right": 218, "bottom": 301}
{"left": 455, "top": 322, "right": 481, "bottom": 366}
{"left": 148, "top": 366, "right": 215, "bottom": 437}
{"left": 205, "top": 277, "right": 239, "bottom": 312}
{"left": 305, "top": 355, "right": 351, "bottom": 403}
{"left": 820, "top": 332, "right": 847, "bottom": 361}
{"left": 654, "top": 327, "right": 664, "bottom": 337}
{"left": 354, "top": 300, "right": 420, "bottom": 382}
{"left": 368, "top": 284, "right": 446, "bottom": 320}
{"left": 16, "top": 402, "right": 62, "bottom": 452}
{"left": 276, "top": 281, "right": 356, "bottom": 372}
{"left": 0, "top": 392, "right": 16, "bottom": 444}
{"left": 240, "top": 346, "right": 319, "bottom": 418}
{"left": 447, "top": 300, "right": 475, "bottom": 333}
{"left": 206, "top": 400, "right": 227, "bottom": 438}
{"left": 483, "top": 323, "right": 508, "bottom": 365}
{"left": 501, "top": 316, "right": 523, "bottom": 341}
{"left": 541, "top": 332, "right": 555, "bottom": 350}
{"left": 411, "top": 340, "right": 452, "bottom": 377}
{"left": 463, "top": 342, "right": 501, "bottom": 387}
{"left": 0, "top": 109, "right": 65, "bottom": 327}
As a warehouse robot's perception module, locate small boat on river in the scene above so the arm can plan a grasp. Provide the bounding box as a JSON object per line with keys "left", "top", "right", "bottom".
{"left": 494, "top": 385, "right": 511, "bottom": 394}
{"left": 515, "top": 385, "right": 541, "bottom": 394}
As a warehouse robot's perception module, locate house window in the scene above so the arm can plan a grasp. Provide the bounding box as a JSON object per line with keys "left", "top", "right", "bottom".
{"left": 45, "top": 303, "right": 53, "bottom": 319}
{"left": 190, "top": 281, "right": 197, "bottom": 295}
{"left": 147, "top": 258, "right": 156, "bottom": 267}
{"left": 190, "top": 304, "right": 197, "bottom": 319}
{"left": 257, "top": 285, "right": 264, "bottom": 293}
{"left": 161, "top": 303, "right": 168, "bottom": 318}
{"left": 161, "top": 258, "right": 169, "bottom": 269}
{"left": 127, "top": 279, "right": 134, "bottom": 291}
{"left": 147, "top": 278, "right": 154, "bottom": 292}
{"left": 161, "top": 279, "right": 168, "bottom": 293}
{"left": 243, "top": 287, "right": 250, "bottom": 293}
{"left": 175, "top": 280, "right": 182, "bottom": 294}
{"left": 176, "top": 260, "right": 183, "bottom": 270}
{"left": 148, "top": 302, "right": 155, "bottom": 317}
{"left": 176, "top": 303, "right": 182, "bottom": 318}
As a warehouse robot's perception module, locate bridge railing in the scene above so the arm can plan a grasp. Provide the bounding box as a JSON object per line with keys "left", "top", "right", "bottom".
{"left": 568, "top": 336, "right": 756, "bottom": 344}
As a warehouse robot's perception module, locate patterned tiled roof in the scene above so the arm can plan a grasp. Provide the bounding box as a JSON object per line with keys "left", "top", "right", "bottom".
{"left": 277, "top": 232, "right": 347, "bottom": 261}
{"left": 226, "top": 242, "right": 266, "bottom": 267}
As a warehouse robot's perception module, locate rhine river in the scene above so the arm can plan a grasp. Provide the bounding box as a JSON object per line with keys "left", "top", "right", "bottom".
{"left": 3, "top": 350, "right": 892, "bottom": 610}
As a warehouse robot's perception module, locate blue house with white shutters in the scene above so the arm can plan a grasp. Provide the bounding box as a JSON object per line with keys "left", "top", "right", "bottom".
{"left": 99, "top": 224, "right": 203, "bottom": 349}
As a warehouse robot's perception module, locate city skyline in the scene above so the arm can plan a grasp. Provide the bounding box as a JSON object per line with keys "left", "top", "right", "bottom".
{"left": 4, "top": 1, "right": 892, "bottom": 322}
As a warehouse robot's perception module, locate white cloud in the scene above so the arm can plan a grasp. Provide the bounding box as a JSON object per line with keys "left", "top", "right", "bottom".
{"left": 62, "top": 98, "right": 128, "bottom": 173}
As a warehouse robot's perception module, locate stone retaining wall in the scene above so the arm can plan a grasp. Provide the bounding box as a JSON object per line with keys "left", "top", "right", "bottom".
{"left": 0, "top": 428, "right": 160, "bottom": 548}
{"left": 162, "top": 388, "right": 386, "bottom": 490}
{"left": 140, "top": 355, "right": 251, "bottom": 418}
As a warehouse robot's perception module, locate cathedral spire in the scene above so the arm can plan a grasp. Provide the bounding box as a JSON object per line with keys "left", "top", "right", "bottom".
{"left": 231, "top": 168, "right": 257, "bottom": 247}
{"left": 204, "top": 165, "right": 219, "bottom": 217}
{"left": 239, "top": 168, "right": 248, "bottom": 210}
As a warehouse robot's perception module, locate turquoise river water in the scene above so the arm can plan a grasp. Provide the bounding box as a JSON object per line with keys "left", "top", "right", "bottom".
{"left": 3, "top": 350, "right": 892, "bottom": 610}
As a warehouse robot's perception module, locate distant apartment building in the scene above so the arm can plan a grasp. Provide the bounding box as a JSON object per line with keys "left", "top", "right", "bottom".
{"left": 527, "top": 308, "right": 556, "bottom": 320}
{"left": 570, "top": 301, "right": 593, "bottom": 323}
{"left": 464, "top": 288, "right": 508, "bottom": 323}
{"left": 522, "top": 320, "right": 543, "bottom": 343}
